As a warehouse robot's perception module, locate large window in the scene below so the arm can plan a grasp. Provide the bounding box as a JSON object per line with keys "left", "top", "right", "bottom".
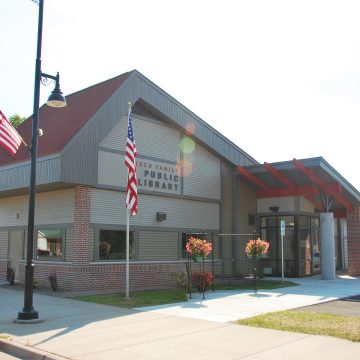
{"left": 37, "top": 229, "right": 64, "bottom": 261}
{"left": 98, "top": 230, "right": 135, "bottom": 261}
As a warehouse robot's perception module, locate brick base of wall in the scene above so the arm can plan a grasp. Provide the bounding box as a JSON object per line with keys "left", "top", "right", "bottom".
{"left": 0, "top": 261, "right": 7, "bottom": 280}
{"left": 15, "top": 262, "right": 201, "bottom": 292}
{"left": 347, "top": 207, "right": 360, "bottom": 276}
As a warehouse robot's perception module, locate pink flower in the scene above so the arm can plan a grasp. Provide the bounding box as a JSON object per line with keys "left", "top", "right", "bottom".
{"left": 186, "top": 237, "right": 212, "bottom": 256}
{"left": 245, "top": 238, "right": 269, "bottom": 257}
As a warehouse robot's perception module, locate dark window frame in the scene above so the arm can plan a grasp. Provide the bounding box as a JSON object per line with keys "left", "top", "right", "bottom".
{"left": 97, "top": 229, "right": 136, "bottom": 261}
{"left": 36, "top": 228, "right": 65, "bottom": 261}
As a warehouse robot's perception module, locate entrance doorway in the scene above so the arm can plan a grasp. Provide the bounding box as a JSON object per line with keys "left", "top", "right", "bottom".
{"left": 9, "top": 230, "right": 24, "bottom": 281}
{"left": 260, "top": 215, "right": 320, "bottom": 277}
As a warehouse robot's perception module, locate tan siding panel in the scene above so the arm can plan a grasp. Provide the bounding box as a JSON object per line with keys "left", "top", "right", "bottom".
{"left": 98, "top": 151, "right": 127, "bottom": 187}
{"left": 183, "top": 141, "right": 221, "bottom": 199}
{"left": 0, "top": 189, "right": 74, "bottom": 227}
{"left": 257, "top": 197, "right": 296, "bottom": 213}
{"left": 98, "top": 151, "right": 181, "bottom": 196}
{"left": 299, "top": 196, "right": 315, "bottom": 213}
{"left": 100, "top": 116, "right": 180, "bottom": 162}
{"left": 0, "top": 230, "right": 8, "bottom": 259}
{"left": 91, "top": 189, "right": 219, "bottom": 230}
{"left": 139, "top": 231, "right": 178, "bottom": 260}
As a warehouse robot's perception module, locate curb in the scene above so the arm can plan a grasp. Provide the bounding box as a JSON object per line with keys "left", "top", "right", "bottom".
{"left": 0, "top": 338, "right": 70, "bottom": 360}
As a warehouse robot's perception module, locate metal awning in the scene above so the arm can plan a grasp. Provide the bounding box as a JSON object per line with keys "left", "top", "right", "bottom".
{"left": 235, "top": 157, "right": 360, "bottom": 216}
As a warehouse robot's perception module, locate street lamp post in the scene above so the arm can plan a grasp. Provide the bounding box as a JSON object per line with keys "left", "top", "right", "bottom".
{"left": 16, "top": 0, "right": 66, "bottom": 322}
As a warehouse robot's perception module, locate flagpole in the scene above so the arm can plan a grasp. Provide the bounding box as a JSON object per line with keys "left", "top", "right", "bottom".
{"left": 125, "top": 101, "right": 132, "bottom": 299}
{"left": 126, "top": 207, "right": 130, "bottom": 298}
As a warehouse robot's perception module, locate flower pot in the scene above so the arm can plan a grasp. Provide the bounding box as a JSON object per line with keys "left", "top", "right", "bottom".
{"left": 192, "top": 255, "right": 204, "bottom": 263}
{"left": 247, "top": 254, "right": 262, "bottom": 260}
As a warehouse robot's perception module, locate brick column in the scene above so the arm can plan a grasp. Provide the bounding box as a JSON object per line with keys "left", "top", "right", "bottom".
{"left": 347, "top": 207, "right": 360, "bottom": 276}
{"left": 73, "top": 185, "right": 91, "bottom": 265}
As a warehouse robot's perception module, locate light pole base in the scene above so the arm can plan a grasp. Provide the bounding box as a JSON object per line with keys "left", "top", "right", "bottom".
{"left": 14, "top": 317, "right": 43, "bottom": 324}
{"left": 15, "top": 309, "right": 42, "bottom": 324}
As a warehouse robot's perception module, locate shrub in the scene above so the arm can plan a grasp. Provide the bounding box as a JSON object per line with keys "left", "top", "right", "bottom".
{"left": 191, "top": 271, "right": 213, "bottom": 292}
{"left": 48, "top": 270, "right": 59, "bottom": 292}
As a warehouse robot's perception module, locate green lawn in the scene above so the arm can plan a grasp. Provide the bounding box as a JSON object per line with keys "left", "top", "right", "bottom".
{"left": 73, "top": 280, "right": 297, "bottom": 308}
{"left": 73, "top": 289, "right": 187, "bottom": 308}
{"left": 237, "top": 311, "right": 360, "bottom": 342}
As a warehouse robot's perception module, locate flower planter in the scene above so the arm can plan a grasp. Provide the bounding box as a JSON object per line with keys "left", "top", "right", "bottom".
{"left": 192, "top": 255, "right": 204, "bottom": 263}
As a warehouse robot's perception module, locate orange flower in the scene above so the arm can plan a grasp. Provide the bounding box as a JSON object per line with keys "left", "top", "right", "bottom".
{"left": 186, "top": 237, "right": 212, "bottom": 256}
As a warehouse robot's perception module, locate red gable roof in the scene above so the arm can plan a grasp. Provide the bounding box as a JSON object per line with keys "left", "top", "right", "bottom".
{"left": 0, "top": 71, "right": 131, "bottom": 166}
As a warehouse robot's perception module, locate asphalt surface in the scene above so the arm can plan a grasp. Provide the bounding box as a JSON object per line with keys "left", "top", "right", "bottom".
{"left": 293, "top": 294, "right": 360, "bottom": 316}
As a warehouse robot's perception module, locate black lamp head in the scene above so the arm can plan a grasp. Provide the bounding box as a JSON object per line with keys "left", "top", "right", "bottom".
{"left": 46, "top": 72, "right": 66, "bottom": 108}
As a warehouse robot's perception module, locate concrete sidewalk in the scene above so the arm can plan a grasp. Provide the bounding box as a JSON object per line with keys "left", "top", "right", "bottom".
{"left": 136, "top": 275, "right": 360, "bottom": 322}
{"left": 1, "top": 276, "right": 360, "bottom": 359}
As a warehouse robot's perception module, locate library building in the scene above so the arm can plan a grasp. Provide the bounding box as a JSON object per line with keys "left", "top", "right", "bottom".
{"left": 0, "top": 70, "right": 359, "bottom": 291}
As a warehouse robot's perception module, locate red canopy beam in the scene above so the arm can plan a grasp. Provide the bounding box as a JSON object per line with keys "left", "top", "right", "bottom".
{"left": 264, "top": 162, "right": 295, "bottom": 189}
{"left": 293, "top": 159, "right": 353, "bottom": 211}
{"left": 236, "top": 165, "right": 270, "bottom": 192}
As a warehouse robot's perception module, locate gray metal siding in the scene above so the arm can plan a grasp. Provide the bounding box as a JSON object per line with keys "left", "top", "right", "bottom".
{"left": 0, "top": 230, "right": 8, "bottom": 260}
{"left": 60, "top": 71, "right": 257, "bottom": 187}
{"left": 221, "top": 163, "right": 234, "bottom": 274}
{"left": 61, "top": 79, "right": 137, "bottom": 185}
{"left": 91, "top": 189, "right": 219, "bottom": 230}
{"left": 139, "top": 231, "right": 178, "bottom": 260}
{"left": 0, "top": 156, "right": 61, "bottom": 191}
{"left": 183, "top": 140, "right": 221, "bottom": 199}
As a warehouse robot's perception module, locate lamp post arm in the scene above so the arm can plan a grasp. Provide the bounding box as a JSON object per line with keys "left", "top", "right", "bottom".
{"left": 41, "top": 72, "right": 60, "bottom": 83}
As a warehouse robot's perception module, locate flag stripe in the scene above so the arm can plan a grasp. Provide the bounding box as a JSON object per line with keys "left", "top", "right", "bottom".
{"left": 0, "top": 111, "right": 22, "bottom": 156}
{"left": 125, "top": 108, "right": 138, "bottom": 216}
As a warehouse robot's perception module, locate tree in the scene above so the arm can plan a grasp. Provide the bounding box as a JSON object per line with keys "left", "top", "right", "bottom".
{"left": 9, "top": 114, "right": 26, "bottom": 128}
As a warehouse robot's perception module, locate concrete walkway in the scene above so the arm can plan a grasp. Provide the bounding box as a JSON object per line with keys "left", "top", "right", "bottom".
{"left": 1, "top": 276, "right": 360, "bottom": 359}
{"left": 136, "top": 275, "right": 360, "bottom": 322}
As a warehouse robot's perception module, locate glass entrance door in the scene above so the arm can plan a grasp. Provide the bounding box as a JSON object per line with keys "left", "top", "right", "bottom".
{"left": 311, "top": 218, "right": 321, "bottom": 274}
{"left": 260, "top": 216, "right": 296, "bottom": 277}
{"left": 299, "top": 216, "right": 311, "bottom": 276}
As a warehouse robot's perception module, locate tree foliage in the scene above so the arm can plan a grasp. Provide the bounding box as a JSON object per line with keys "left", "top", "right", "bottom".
{"left": 8, "top": 114, "right": 26, "bottom": 128}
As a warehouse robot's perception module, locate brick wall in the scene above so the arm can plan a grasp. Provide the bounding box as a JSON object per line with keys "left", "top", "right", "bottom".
{"left": 14, "top": 260, "right": 223, "bottom": 292}
{"left": 16, "top": 262, "right": 189, "bottom": 291}
{"left": 347, "top": 207, "right": 360, "bottom": 276}
{"left": 73, "top": 185, "right": 91, "bottom": 265}
{"left": 0, "top": 260, "right": 6, "bottom": 280}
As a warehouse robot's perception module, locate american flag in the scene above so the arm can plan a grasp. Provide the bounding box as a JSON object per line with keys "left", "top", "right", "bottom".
{"left": 125, "top": 107, "right": 138, "bottom": 216}
{"left": 0, "top": 110, "right": 22, "bottom": 156}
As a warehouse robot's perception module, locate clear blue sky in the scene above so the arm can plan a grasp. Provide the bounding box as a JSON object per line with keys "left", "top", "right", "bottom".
{"left": 1, "top": 0, "right": 360, "bottom": 190}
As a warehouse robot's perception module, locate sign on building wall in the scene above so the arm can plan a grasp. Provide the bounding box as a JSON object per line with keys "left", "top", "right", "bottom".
{"left": 136, "top": 158, "right": 181, "bottom": 195}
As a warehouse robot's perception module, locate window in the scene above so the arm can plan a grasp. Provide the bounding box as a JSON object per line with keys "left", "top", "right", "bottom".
{"left": 99, "top": 230, "right": 135, "bottom": 261}
{"left": 37, "top": 229, "right": 64, "bottom": 261}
